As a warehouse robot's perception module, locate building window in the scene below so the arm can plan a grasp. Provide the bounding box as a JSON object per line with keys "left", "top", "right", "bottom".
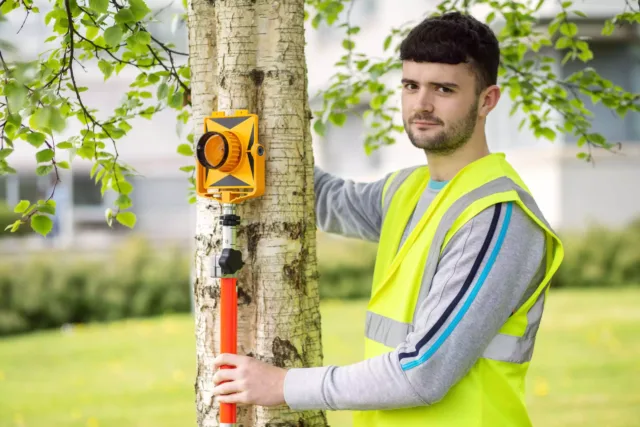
{"left": 18, "top": 175, "right": 40, "bottom": 202}
{"left": 561, "top": 40, "right": 640, "bottom": 143}
{"left": 0, "top": 177, "right": 6, "bottom": 201}
{"left": 73, "top": 174, "right": 103, "bottom": 206}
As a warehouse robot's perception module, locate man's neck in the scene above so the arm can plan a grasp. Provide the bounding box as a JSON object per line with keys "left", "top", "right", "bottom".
{"left": 425, "top": 137, "right": 490, "bottom": 182}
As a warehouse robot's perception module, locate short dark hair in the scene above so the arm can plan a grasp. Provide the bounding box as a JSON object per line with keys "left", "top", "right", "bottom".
{"left": 399, "top": 12, "right": 500, "bottom": 93}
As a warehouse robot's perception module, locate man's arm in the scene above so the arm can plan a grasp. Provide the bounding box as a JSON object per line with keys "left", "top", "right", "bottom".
{"left": 283, "top": 201, "right": 547, "bottom": 410}
{"left": 314, "top": 166, "right": 390, "bottom": 242}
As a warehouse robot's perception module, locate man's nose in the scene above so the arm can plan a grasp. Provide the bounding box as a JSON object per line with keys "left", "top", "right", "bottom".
{"left": 415, "top": 89, "right": 435, "bottom": 112}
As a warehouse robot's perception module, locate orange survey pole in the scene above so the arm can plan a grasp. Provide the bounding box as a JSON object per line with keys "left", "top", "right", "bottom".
{"left": 220, "top": 277, "right": 238, "bottom": 425}
{"left": 194, "top": 110, "right": 265, "bottom": 427}
{"left": 215, "top": 204, "right": 243, "bottom": 427}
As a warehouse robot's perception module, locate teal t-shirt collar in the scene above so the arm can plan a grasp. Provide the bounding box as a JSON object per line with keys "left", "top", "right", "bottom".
{"left": 428, "top": 179, "right": 449, "bottom": 190}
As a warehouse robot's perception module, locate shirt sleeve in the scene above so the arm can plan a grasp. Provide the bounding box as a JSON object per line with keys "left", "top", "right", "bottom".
{"left": 314, "top": 166, "right": 390, "bottom": 242}
{"left": 283, "top": 201, "right": 547, "bottom": 410}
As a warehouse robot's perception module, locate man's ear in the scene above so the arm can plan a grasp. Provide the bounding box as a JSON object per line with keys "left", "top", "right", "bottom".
{"left": 478, "top": 85, "right": 501, "bottom": 118}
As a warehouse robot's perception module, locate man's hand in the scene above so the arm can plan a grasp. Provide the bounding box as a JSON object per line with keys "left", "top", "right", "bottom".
{"left": 212, "top": 353, "right": 288, "bottom": 407}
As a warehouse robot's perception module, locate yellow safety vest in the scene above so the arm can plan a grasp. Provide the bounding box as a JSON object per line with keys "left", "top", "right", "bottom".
{"left": 353, "top": 153, "right": 564, "bottom": 427}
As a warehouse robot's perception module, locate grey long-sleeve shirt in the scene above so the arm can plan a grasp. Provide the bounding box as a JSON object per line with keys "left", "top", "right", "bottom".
{"left": 283, "top": 166, "right": 547, "bottom": 410}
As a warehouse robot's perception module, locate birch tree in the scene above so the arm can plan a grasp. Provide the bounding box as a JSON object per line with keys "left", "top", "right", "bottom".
{"left": 0, "top": 0, "right": 638, "bottom": 426}
{"left": 188, "top": 1, "right": 326, "bottom": 426}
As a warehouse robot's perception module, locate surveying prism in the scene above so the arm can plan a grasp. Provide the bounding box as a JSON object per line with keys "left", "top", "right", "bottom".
{"left": 195, "top": 110, "right": 265, "bottom": 427}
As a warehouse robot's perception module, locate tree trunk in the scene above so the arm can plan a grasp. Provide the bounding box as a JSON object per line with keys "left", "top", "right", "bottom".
{"left": 187, "top": 1, "right": 327, "bottom": 426}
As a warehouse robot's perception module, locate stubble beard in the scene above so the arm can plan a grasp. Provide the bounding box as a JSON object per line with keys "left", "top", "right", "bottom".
{"left": 405, "top": 102, "right": 479, "bottom": 155}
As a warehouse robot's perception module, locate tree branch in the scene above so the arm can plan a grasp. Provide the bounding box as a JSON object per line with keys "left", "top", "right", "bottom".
{"left": 64, "top": 0, "right": 122, "bottom": 195}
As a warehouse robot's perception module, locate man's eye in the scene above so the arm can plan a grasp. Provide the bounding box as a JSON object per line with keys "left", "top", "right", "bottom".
{"left": 404, "top": 83, "right": 418, "bottom": 90}
{"left": 438, "top": 86, "right": 454, "bottom": 93}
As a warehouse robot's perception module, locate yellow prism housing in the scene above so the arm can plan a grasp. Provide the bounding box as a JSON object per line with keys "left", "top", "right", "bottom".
{"left": 196, "top": 110, "right": 265, "bottom": 204}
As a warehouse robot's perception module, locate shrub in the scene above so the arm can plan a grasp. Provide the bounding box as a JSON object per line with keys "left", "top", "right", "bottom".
{"left": 553, "top": 218, "right": 640, "bottom": 288}
{"left": 0, "top": 236, "right": 192, "bottom": 336}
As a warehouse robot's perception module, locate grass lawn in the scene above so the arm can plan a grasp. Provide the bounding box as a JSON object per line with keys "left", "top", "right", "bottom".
{"left": 1, "top": 288, "right": 639, "bottom": 427}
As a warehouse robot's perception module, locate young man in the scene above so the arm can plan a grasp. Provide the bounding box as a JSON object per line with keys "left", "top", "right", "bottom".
{"left": 212, "top": 11, "right": 564, "bottom": 427}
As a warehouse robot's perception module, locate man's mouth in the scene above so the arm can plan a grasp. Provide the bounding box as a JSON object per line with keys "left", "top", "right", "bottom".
{"left": 412, "top": 120, "right": 440, "bottom": 126}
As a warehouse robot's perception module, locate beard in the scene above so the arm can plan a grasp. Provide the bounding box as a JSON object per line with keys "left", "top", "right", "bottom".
{"left": 404, "top": 102, "right": 478, "bottom": 155}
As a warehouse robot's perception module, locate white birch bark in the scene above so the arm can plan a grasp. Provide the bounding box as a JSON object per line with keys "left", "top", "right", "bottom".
{"left": 187, "top": 0, "right": 327, "bottom": 425}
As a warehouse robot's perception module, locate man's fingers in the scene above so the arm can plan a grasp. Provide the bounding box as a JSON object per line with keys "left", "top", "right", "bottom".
{"left": 212, "top": 380, "right": 244, "bottom": 396}
{"left": 216, "top": 391, "right": 249, "bottom": 405}
{"left": 213, "top": 367, "right": 239, "bottom": 385}
{"left": 213, "top": 353, "right": 241, "bottom": 369}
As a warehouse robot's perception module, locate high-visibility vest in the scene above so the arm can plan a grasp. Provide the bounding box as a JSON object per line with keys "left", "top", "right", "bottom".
{"left": 353, "top": 153, "right": 564, "bottom": 427}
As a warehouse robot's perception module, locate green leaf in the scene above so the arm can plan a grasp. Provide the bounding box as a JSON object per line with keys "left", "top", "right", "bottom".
{"left": 0, "top": 148, "right": 13, "bottom": 160}
{"left": 29, "top": 108, "right": 51, "bottom": 132}
{"left": 116, "top": 180, "right": 133, "bottom": 195}
{"left": 169, "top": 92, "right": 183, "bottom": 109}
{"left": 130, "top": 0, "right": 151, "bottom": 20}
{"left": 14, "top": 200, "right": 30, "bottom": 213}
{"left": 104, "top": 26, "right": 123, "bottom": 47}
{"left": 38, "top": 204, "right": 56, "bottom": 215}
{"left": 98, "top": 59, "right": 114, "bottom": 80}
{"left": 86, "top": 26, "right": 99, "bottom": 40}
{"left": 602, "top": 20, "right": 615, "bottom": 36}
{"left": 116, "top": 212, "right": 136, "bottom": 228}
{"left": 135, "top": 31, "right": 151, "bottom": 46}
{"left": 36, "top": 165, "right": 54, "bottom": 176}
{"left": 157, "top": 83, "right": 169, "bottom": 100}
{"left": 342, "top": 39, "right": 355, "bottom": 50}
{"left": 329, "top": 112, "right": 347, "bottom": 127}
{"left": 36, "top": 149, "right": 55, "bottom": 163}
{"left": 313, "top": 120, "right": 326, "bottom": 136}
{"left": 347, "top": 26, "right": 360, "bottom": 35}
{"left": 560, "top": 22, "right": 578, "bottom": 37}
{"left": 57, "top": 142, "right": 73, "bottom": 149}
{"left": 89, "top": 0, "right": 109, "bottom": 14}
{"left": 555, "top": 36, "right": 572, "bottom": 49}
{"left": 540, "top": 128, "right": 557, "bottom": 141}
{"left": 383, "top": 35, "right": 392, "bottom": 51}
{"left": 57, "top": 161, "right": 70, "bottom": 169}
{"left": 177, "top": 143, "right": 193, "bottom": 156}
{"left": 105, "top": 208, "right": 114, "bottom": 226}
{"left": 5, "top": 82, "right": 28, "bottom": 112}
{"left": 179, "top": 165, "right": 195, "bottom": 172}
{"left": 115, "top": 8, "right": 135, "bottom": 24}
{"left": 116, "top": 194, "right": 132, "bottom": 209}
{"left": 31, "top": 215, "right": 53, "bottom": 236}
{"left": 49, "top": 108, "right": 66, "bottom": 133}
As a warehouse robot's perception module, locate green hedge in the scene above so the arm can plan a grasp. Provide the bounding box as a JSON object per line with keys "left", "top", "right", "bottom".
{"left": 0, "top": 237, "right": 192, "bottom": 336}
{"left": 553, "top": 218, "right": 640, "bottom": 288}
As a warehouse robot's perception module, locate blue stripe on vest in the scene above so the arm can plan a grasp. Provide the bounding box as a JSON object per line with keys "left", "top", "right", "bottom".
{"left": 401, "top": 202, "right": 514, "bottom": 371}
{"left": 398, "top": 203, "right": 503, "bottom": 361}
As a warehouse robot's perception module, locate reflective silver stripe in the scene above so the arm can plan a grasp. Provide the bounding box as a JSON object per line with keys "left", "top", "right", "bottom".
{"left": 482, "top": 288, "right": 547, "bottom": 363}
{"left": 381, "top": 166, "right": 421, "bottom": 221}
{"left": 365, "top": 311, "right": 412, "bottom": 348}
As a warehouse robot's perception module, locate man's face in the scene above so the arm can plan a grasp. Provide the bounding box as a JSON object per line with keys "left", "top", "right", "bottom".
{"left": 401, "top": 61, "right": 481, "bottom": 154}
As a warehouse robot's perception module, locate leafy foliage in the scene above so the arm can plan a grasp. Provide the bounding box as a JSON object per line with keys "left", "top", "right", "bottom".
{"left": 0, "top": 0, "right": 639, "bottom": 235}
{"left": 0, "top": 0, "right": 192, "bottom": 235}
